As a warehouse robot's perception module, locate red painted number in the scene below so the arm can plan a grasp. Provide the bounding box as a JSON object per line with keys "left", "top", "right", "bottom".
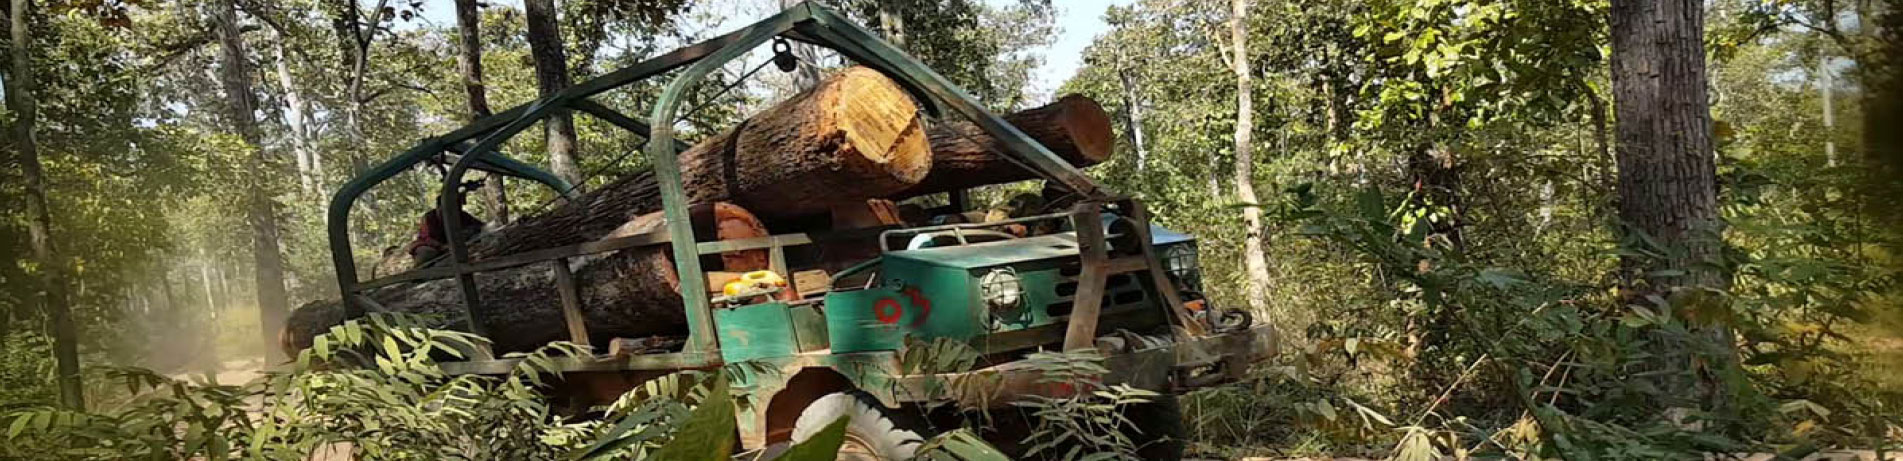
{"left": 901, "top": 287, "right": 932, "bottom": 327}
{"left": 873, "top": 298, "right": 903, "bottom": 324}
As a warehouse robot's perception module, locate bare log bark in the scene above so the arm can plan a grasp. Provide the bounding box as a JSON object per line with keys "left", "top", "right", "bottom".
{"left": 901, "top": 94, "right": 1114, "bottom": 197}
{"left": 283, "top": 203, "right": 769, "bottom": 354}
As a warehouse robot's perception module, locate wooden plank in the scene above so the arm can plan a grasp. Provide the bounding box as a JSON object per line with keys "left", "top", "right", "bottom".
{"left": 694, "top": 233, "right": 814, "bottom": 254}
{"left": 1126, "top": 201, "right": 1208, "bottom": 336}
{"left": 1063, "top": 203, "right": 1111, "bottom": 351}
{"left": 793, "top": 269, "right": 831, "bottom": 297}
{"left": 550, "top": 258, "right": 590, "bottom": 347}
{"left": 1106, "top": 256, "right": 1149, "bottom": 274}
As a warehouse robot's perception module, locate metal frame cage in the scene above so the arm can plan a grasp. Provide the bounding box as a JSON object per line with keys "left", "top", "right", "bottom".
{"left": 325, "top": 1, "right": 1123, "bottom": 359}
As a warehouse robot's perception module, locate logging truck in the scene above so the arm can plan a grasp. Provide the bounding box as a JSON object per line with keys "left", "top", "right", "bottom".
{"left": 303, "top": 2, "right": 1277, "bottom": 458}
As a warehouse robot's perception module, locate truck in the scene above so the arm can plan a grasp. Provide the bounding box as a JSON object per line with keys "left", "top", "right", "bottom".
{"left": 320, "top": 2, "right": 1277, "bottom": 459}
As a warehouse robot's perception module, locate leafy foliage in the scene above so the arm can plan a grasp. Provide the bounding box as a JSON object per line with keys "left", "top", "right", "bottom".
{"left": 0, "top": 314, "right": 851, "bottom": 460}
{"left": 1010, "top": 350, "right": 1159, "bottom": 460}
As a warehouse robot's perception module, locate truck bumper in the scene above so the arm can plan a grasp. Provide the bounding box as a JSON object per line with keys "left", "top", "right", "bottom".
{"left": 888, "top": 323, "right": 1278, "bottom": 408}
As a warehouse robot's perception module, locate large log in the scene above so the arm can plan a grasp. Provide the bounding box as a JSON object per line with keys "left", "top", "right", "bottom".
{"left": 468, "top": 94, "right": 1115, "bottom": 258}
{"left": 283, "top": 203, "right": 768, "bottom": 355}
{"left": 902, "top": 94, "right": 1114, "bottom": 198}
{"left": 466, "top": 66, "right": 931, "bottom": 257}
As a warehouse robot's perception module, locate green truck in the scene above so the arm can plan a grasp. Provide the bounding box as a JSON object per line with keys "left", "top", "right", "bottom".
{"left": 323, "top": 2, "right": 1277, "bottom": 458}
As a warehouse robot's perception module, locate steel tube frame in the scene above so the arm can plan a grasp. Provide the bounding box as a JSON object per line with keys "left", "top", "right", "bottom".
{"left": 329, "top": 1, "right": 1118, "bottom": 359}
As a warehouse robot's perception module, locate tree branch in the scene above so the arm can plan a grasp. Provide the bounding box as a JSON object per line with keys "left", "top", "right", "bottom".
{"left": 142, "top": 24, "right": 262, "bottom": 73}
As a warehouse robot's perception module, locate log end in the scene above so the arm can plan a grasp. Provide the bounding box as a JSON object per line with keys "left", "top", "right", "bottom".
{"left": 1051, "top": 94, "right": 1115, "bottom": 164}
{"left": 831, "top": 66, "right": 932, "bottom": 186}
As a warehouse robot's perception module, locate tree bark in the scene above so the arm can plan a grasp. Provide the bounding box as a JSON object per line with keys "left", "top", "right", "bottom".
{"left": 213, "top": 0, "right": 292, "bottom": 363}
{"left": 901, "top": 94, "right": 1114, "bottom": 198}
{"left": 1231, "top": 0, "right": 1272, "bottom": 314}
{"left": 271, "top": 30, "right": 318, "bottom": 195}
{"left": 1118, "top": 67, "right": 1149, "bottom": 172}
{"left": 1608, "top": 0, "right": 1734, "bottom": 409}
{"left": 524, "top": 0, "right": 583, "bottom": 186}
{"left": 8, "top": 0, "right": 84, "bottom": 409}
{"left": 1609, "top": 0, "right": 1727, "bottom": 291}
{"left": 454, "top": 0, "right": 510, "bottom": 224}
{"left": 283, "top": 203, "right": 769, "bottom": 354}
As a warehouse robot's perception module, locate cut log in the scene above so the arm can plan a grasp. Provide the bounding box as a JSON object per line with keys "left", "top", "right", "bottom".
{"left": 465, "top": 66, "right": 931, "bottom": 257}
{"left": 469, "top": 94, "right": 1114, "bottom": 259}
{"left": 901, "top": 94, "right": 1114, "bottom": 198}
{"left": 679, "top": 65, "right": 930, "bottom": 219}
{"left": 282, "top": 203, "right": 769, "bottom": 355}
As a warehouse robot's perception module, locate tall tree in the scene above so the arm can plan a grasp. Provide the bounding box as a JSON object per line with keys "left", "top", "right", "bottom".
{"left": 212, "top": 0, "right": 291, "bottom": 361}
{"left": 524, "top": 0, "right": 582, "bottom": 186}
{"left": 1230, "top": 0, "right": 1271, "bottom": 313}
{"left": 271, "top": 30, "right": 320, "bottom": 195}
{"left": 7, "top": 0, "right": 84, "bottom": 409}
{"left": 1115, "top": 49, "right": 1148, "bottom": 171}
{"left": 455, "top": 0, "right": 509, "bottom": 223}
{"left": 1608, "top": 0, "right": 1728, "bottom": 292}
{"left": 1608, "top": 0, "right": 1733, "bottom": 409}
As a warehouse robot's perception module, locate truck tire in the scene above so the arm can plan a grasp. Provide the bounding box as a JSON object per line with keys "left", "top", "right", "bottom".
{"left": 791, "top": 392, "right": 928, "bottom": 460}
{"left": 1124, "top": 393, "right": 1186, "bottom": 461}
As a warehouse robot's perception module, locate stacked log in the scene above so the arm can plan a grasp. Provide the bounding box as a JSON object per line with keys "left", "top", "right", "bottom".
{"left": 903, "top": 94, "right": 1114, "bottom": 198}
{"left": 284, "top": 203, "right": 769, "bottom": 354}
{"left": 283, "top": 67, "right": 1118, "bottom": 355}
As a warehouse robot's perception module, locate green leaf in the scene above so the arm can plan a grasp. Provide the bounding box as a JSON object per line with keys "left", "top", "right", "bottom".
{"left": 613, "top": 381, "right": 735, "bottom": 461}
{"left": 774, "top": 415, "right": 849, "bottom": 461}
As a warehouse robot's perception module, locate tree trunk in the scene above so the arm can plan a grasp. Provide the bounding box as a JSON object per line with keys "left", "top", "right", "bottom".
{"left": 8, "top": 0, "right": 84, "bottom": 409}
{"left": 1231, "top": 0, "right": 1272, "bottom": 314}
{"left": 877, "top": 0, "right": 907, "bottom": 46}
{"left": 525, "top": 0, "right": 583, "bottom": 186}
{"left": 1608, "top": 0, "right": 1733, "bottom": 408}
{"left": 455, "top": 0, "right": 510, "bottom": 224}
{"left": 213, "top": 0, "right": 292, "bottom": 363}
{"left": 900, "top": 94, "right": 1114, "bottom": 198}
{"left": 272, "top": 31, "right": 318, "bottom": 195}
{"left": 1609, "top": 0, "right": 1728, "bottom": 291}
{"left": 1117, "top": 67, "right": 1149, "bottom": 172}
{"left": 283, "top": 203, "right": 769, "bottom": 354}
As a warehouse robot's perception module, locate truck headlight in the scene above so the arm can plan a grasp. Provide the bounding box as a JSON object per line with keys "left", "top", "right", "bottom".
{"left": 979, "top": 267, "right": 1023, "bottom": 312}
{"left": 1163, "top": 244, "right": 1201, "bottom": 291}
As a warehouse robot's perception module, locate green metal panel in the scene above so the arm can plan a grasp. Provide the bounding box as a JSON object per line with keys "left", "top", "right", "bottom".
{"left": 886, "top": 234, "right": 1080, "bottom": 270}
{"left": 789, "top": 305, "right": 829, "bottom": 352}
{"left": 881, "top": 257, "right": 984, "bottom": 341}
{"left": 716, "top": 302, "right": 799, "bottom": 362}
{"left": 823, "top": 287, "right": 907, "bottom": 352}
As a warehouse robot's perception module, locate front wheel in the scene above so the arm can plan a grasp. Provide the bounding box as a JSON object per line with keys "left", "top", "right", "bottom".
{"left": 791, "top": 392, "right": 930, "bottom": 460}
